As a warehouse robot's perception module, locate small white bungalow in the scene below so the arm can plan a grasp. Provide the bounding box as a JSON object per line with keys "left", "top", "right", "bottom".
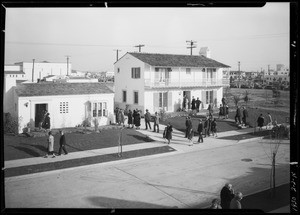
{"left": 11, "top": 81, "right": 114, "bottom": 133}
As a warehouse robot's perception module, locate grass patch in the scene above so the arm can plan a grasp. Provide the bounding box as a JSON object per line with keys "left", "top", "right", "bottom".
{"left": 4, "top": 128, "right": 154, "bottom": 161}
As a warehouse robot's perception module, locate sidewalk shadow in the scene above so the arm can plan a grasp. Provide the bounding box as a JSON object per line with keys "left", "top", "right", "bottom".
{"left": 86, "top": 196, "right": 176, "bottom": 208}
{"left": 28, "top": 144, "right": 48, "bottom": 153}
{"left": 8, "top": 145, "right": 41, "bottom": 157}
{"left": 126, "top": 134, "right": 154, "bottom": 142}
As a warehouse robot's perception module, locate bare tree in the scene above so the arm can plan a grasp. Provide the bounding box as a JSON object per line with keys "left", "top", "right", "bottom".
{"left": 233, "top": 95, "right": 240, "bottom": 108}
{"left": 244, "top": 90, "right": 250, "bottom": 107}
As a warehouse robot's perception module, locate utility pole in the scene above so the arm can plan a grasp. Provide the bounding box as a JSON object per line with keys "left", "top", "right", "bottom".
{"left": 238, "top": 61, "right": 241, "bottom": 88}
{"left": 268, "top": 64, "right": 270, "bottom": 75}
{"left": 32, "top": 59, "right": 35, "bottom": 82}
{"left": 134, "top": 44, "right": 145, "bottom": 52}
{"left": 114, "top": 49, "right": 122, "bottom": 61}
{"left": 186, "top": 40, "right": 197, "bottom": 55}
{"left": 66, "top": 55, "right": 71, "bottom": 76}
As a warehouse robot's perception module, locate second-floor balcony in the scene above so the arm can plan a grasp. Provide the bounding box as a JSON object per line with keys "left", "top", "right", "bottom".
{"left": 145, "top": 78, "right": 230, "bottom": 88}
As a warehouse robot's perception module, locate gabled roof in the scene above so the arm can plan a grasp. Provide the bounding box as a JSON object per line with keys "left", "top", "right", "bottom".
{"left": 15, "top": 82, "right": 114, "bottom": 97}
{"left": 127, "top": 52, "right": 230, "bottom": 68}
{"left": 5, "top": 71, "right": 25, "bottom": 74}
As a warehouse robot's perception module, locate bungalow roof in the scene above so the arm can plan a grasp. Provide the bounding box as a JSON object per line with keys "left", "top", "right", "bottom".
{"left": 15, "top": 82, "right": 114, "bottom": 97}
{"left": 128, "top": 52, "right": 230, "bottom": 68}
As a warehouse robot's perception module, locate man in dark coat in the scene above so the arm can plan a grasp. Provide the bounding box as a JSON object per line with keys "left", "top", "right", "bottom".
{"left": 235, "top": 106, "right": 242, "bottom": 124}
{"left": 195, "top": 97, "right": 201, "bottom": 112}
{"left": 191, "top": 96, "right": 196, "bottom": 111}
{"left": 43, "top": 113, "right": 51, "bottom": 129}
{"left": 242, "top": 106, "right": 248, "bottom": 125}
{"left": 153, "top": 112, "right": 160, "bottom": 133}
{"left": 257, "top": 114, "right": 265, "bottom": 131}
{"left": 197, "top": 119, "right": 203, "bottom": 143}
{"left": 220, "top": 183, "right": 235, "bottom": 209}
{"left": 58, "top": 130, "right": 68, "bottom": 156}
{"left": 144, "top": 109, "right": 152, "bottom": 130}
{"left": 185, "top": 116, "right": 192, "bottom": 138}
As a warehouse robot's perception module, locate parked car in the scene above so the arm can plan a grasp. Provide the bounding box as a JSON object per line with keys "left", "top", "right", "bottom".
{"left": 241, "top": 84, "right": 250, "bottom": 89}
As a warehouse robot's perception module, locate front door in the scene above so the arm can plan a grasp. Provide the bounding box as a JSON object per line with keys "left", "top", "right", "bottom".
{"left": 35, "top": 103, "right": 48, "bottom": 127}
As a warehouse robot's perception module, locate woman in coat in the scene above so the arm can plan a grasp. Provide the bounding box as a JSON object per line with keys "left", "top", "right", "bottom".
{"left": 163, "top": 123, "right": 173, "bottom": 144}
{"left": 127, "top": 109, "right": 133, "bottom": 128}
{"left": 45, "top": 131, "right": 55, "bottom": 158}
{"left": 134, "top": 109, "right": 141, "bottom": 129}
{"left": 211, "top": 118, "right": 218, "bottom": 137}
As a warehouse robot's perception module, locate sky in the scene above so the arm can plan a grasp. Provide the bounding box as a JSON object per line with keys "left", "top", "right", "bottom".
{"left": 4, "top": 3, "right": 290, "bottom": 72}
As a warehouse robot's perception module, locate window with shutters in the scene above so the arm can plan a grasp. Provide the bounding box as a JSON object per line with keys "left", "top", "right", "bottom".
{"left": 131, "top": 67, "right": 141, "bottom": 79}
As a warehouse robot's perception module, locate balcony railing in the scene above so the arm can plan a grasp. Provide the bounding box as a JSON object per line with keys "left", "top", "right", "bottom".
{"left": 144, "top": 78, "right": 230, "bottom": 88}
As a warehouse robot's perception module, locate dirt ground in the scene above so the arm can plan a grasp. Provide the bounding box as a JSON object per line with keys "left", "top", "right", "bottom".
{"left": 225, "top": 88, "right": 290, "bottom": 113}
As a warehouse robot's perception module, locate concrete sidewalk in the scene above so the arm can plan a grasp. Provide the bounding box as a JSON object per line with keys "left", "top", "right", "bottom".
{"left": 4, "top": 118, "right": 267, "bottom": 170}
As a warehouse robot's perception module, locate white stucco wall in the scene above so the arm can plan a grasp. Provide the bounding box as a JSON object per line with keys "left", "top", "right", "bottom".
{"left": 17, "top": 93, "right": 114, "bottom": 133}
{"left": 114, "top": 53, "right": 145, "bottom": 111}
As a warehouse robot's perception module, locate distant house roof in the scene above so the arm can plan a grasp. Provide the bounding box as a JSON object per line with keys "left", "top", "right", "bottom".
{"left": 15, "top": 82, "right": 114, "bottom": 97}
{"left": 5, "top": 71, "right": 25, "bottom": 74}
{"left": 125, "top": 52, "right": 230, "bottom": 68}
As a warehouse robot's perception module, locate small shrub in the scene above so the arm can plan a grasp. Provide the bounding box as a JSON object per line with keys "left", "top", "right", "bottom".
{"left": 4, "top": 113, "right": 18, "bottom": 134}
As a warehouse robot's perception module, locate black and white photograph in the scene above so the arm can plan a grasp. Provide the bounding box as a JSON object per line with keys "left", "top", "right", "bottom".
{"left": 2, "top": 2, "right": 296, "bottom": 213}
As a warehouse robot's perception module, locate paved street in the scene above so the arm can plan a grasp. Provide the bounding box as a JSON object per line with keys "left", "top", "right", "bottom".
{"left": 4, "top": 121, "right": 290, "bottom": 209}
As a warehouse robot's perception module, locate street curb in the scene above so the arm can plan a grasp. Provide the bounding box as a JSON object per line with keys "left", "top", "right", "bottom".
{"left": 237, "top": 136, "right": 264, "bottom": 144}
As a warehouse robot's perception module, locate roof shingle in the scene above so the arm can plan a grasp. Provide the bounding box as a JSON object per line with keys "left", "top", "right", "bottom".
{"left": 128, "top": 52, "right": 230, "bottom": 68}
{"left": 15, "top": 82, "right": 114, "bottom": 97}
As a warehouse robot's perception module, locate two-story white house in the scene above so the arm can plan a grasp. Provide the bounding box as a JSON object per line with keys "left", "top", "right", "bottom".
{"left": 114, "top": 52, "right": 230, "bottom": 114}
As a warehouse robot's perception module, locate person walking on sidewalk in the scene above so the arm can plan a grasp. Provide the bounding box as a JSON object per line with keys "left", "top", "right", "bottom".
{"left": 211, "top": 118, "right": 218, "bottom": 138}
{"left": 225, "top": 104, "right": 229, "bottom": 119}
{"left": 153, "top": 112, "right": 160, "bottom": 133}
{"left": 203, "top": 116, "right": 209, "bottom": 138}
{"left": 230, "top": 192, "right": 243, "bottom": 209}
{"left": 220, "top": 183, "right": 235, "bottom": 209}
{"left": 163, "top": 122, "right": 173, "bottom": 144}
{"left": 58, "top": 130, "right": 68, "bottom": 156}
{"left": 235, "top": 106, "right": 242, "bottom": 125}
{"left": 185, "top": 116, "right": 191, "bottom": 138}
{"left": 45, "top": 131, "right": 55, "bottom": 158}
{"left": 135, "top": 109, "right": 141, "bottom": 129}
{"left": 144, "top": 109, "right": 152, "bottom": 130}
{"left": 242, "top": 106, "right": 248, "bottom": 126}
{"left": 127, "top": 109, "right": 133, "bottom": 128}
{"left": 187, "top": 118, "right": 194, "bottom": 146}
{"left": 207, "top": 103, "right": 213, "bottom": 118}
{"left": 197, "top": 119, "right": 204, "bottom": 143}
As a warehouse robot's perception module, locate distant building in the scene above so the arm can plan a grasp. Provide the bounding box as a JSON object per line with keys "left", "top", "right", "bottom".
{"left": 114, "top": 51, "right": 230, "bottom": 114}
{"left": 9, "top": 61, "right": 71, "bottom": 82}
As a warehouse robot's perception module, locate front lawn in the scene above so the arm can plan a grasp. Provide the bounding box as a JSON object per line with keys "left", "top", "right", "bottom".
{"left": 4, "top": 128, "right": 153, "bottom": 161}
